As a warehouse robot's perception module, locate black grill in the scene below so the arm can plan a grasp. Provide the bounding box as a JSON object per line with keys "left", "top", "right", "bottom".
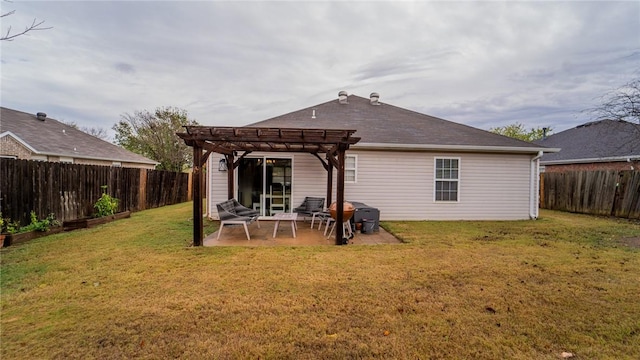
{"left": 349, "top": 201, "right": 380, "bottom": 233}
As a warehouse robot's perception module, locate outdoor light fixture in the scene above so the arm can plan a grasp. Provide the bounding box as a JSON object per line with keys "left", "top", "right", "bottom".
{"left": 218, "top": 158, "right": 228, "bottom": 172}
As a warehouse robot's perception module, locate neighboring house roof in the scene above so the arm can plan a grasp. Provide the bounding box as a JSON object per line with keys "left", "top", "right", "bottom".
{"left": 249, "top": 94, "right": 551, "bottom": 153}
{"left": 534, "top": 119, "right": 640, "bottom": 164}
{"left": 0, "top": 107, "right": 158, "bottom": 166}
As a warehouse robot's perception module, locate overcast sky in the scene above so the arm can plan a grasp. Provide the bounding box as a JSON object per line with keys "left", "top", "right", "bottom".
{"left": 1, "top": 1, "right": 638, "bottom": 141}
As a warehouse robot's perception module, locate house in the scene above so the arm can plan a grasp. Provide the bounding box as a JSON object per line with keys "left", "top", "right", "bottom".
{"left": 206, "top": 92, "right": 557, "bottom": 221}
{"left": 1, "top": 107, "right": 158, "bottom": 169}
{"left": 534, "top": 119, "right": 640, "bottom": 172}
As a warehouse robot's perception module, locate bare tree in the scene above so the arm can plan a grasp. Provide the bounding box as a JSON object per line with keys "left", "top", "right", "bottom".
{"left": 62, "top": 121, "right": 110, "bottom": 141}
{"left": 1, "top": 1, "right": 51, "bottom": 41}
{"left": 589, "top": 78, "right": 640, "bottom": 124}
{"left": 81, "top": 127, "right": 110, "bottom": 141}
{"left": 586, "top": 77, "right": 640, "bottom": 157}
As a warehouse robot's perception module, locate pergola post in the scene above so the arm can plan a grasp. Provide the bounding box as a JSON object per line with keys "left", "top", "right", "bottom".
{"left": 335, "top": 145, "right": 346, "bottom": 245}
{"left": 226, "top": 153, "right": 235, "bottom": 200}
{"left": 326, "top": 162, "right": 333, "bottom": 206}
{"left": 192, "top": 145, "right": 204, "bottom": 246}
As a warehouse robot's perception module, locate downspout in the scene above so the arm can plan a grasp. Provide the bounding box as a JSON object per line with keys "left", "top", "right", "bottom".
{"left": 529, "top": 151, "right": 543, "bottom": 219}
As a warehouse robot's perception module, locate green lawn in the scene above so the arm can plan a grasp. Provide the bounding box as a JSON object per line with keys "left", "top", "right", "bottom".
{"left": 1, "top": 203, "right": 639, "bottom": 359}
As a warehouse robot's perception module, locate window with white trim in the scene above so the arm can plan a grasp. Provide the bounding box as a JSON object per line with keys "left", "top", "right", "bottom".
{"left": 345, "top": 155, "right": 357, "bottom": 183}
{"left": 434, "top": 158, "right": 459, "bottom": 202}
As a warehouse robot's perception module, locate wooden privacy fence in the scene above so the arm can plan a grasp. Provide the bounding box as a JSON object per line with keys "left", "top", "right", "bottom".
{"left": 1, "top": 159, "right": 191, "bottom": 227}
{"left": 540, "top": 170, "right": 640, "bottom": 219}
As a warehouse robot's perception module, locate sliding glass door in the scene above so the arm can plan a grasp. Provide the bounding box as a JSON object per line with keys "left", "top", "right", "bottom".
{"left": 237, "top": 157, "right": 292, "bottom": 216}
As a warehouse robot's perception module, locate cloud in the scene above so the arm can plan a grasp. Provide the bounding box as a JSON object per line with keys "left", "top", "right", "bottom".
{"left": 1, "top": 1, "right": 638, "bottom": 139}
{"left": 114, "top": 62, "right": 135, "bottom": 74}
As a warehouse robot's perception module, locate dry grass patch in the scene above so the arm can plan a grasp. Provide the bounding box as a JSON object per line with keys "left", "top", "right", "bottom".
{"left": 2, "top": 205, "right": 639, "bottom": 359}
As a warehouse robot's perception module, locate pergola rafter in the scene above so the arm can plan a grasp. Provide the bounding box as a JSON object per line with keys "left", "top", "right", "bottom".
{"left": 177, "top": 126, "right": 360, "bottom": 246}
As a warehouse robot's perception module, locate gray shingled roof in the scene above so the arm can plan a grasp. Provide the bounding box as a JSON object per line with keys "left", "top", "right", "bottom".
{"left": 534, "top": 120, "right": 640, "bottom": 164}
{"left": 1, "top": 107, "right": 158, "bottom": 165}
{"left": 249, "top": 94, "right": 546, "bottom": 151}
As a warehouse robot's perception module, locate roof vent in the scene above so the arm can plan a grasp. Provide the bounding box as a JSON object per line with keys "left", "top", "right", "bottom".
{"left": 338, "top": 90, "right": 348, "bottom": 104}
{"left": 370, "top": 92, "right": 380, "bottom": 105}
{"left": 36, "top": 112, "right": 47, "bottom": 121}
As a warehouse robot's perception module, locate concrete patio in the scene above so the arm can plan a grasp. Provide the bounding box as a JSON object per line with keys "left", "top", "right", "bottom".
{"left": 204, "top": 219, "right": 402, "bottom": 246}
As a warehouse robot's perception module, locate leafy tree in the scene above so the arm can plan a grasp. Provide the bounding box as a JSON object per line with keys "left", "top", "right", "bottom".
{"left": 589, "top": 77, "right": 640, "bottom": 124}
{"left": 113, "top": 107, "right": 198, "bottom": 172}
{"left": 489, "top": 123, "right": 551, "bottom": 142}
{"left": 1, "top": 1, "right": 51, "bottom": 41}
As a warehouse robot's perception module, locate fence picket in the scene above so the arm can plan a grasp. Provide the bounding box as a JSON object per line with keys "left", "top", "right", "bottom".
{"left": 541, "top": 170, "right": 639, "bottom": 220}
{"left": 0, "top": 159, "right": 190, "bottom": 227}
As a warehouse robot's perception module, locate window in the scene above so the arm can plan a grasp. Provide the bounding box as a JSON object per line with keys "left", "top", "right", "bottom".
{"left": 345, "top": 155, "right": 357, "bottom": 183}
{"left": 434, "top": 158, "right": 459, "bottom": 202}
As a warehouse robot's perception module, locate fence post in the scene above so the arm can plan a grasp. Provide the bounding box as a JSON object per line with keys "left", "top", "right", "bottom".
{"left": 188, "top": 171, "right": 193, "bottom": 201}
{"left": 138, "top": 168, "right": 147, "bottom": 211}
{"left": 539, "top": 173, "right": 545, "bottom": 208}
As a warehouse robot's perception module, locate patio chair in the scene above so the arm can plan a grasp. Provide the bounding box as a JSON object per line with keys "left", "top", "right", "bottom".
{"left": 216, "top": 199, "right": 260, "bottom": 240}
{"left": 293, "top": 197, "right": 325, "bottom": 223}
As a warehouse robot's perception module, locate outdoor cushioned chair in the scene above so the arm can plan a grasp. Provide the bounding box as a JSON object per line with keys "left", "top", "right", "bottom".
{"left": 216, "top": 199, "right": 260, "bottom": 241}
{"left": 293, "top": 197, "right": 325, "bottom": 222}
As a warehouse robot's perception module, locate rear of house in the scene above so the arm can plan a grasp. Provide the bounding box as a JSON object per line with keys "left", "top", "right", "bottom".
{"left": 206, "top": 93, "right": 554, "bottom": 221}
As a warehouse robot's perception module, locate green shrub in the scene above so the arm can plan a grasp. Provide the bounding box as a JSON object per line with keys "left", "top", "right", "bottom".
{"left": 18, "top": 211, "right": 59, "bottom": 233}
{"left": 1, "top": 212, "right": 20, "bottom": 234}
{"left": 1, "top": 211, "right": 59, "bottom": 234}
{"left": 94, "top": 185, "right": 119, "bottom": 218}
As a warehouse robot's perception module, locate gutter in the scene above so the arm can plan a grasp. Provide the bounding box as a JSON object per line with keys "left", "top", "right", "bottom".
{"left": 530, "top": 151, "right": 544, "bottom": 220}
{"left": 1, "top": 131, "right": 158, "bottom": 166}
{"left": 353, "top": 142, "right": 560, "bottom": 154}
{"left": 541, "top": 155, "right": 640, "bottom": 165}
{"left": 33, "top": 151, "right": 158, "bottom": 166}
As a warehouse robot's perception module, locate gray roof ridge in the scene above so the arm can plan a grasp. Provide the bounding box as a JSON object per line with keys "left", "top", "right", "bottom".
{"left": 343, "top": 94, "right": 544, "bottom": 148}
{"left": 576, "top": 118, "right": 640, "bottom": 128}
{"left": 247, "top": 93, "right": 550, "bottom": 150}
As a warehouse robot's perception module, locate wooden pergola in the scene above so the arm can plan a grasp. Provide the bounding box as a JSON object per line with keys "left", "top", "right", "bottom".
{"left": 176, "top": 126, "right": 361, "bottom": 246}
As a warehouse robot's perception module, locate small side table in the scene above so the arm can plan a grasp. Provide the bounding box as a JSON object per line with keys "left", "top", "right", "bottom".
{"left": 272, "top": 213, "right": 298, "bottom": 238}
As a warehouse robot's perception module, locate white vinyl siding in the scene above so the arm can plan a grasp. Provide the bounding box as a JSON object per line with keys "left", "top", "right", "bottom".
{"left": 341, "top": 150, "right": 533, "bottom": 220}
{"left": 207, "top": 152, "right": 326, "bottom": 219}
{"left": 208, "top": 150, "right": 535, "bottom": 221}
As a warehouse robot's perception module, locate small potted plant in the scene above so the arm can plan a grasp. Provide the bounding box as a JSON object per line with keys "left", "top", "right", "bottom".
{"left": 1, "top": 214, "right": 20, "bottom": 247}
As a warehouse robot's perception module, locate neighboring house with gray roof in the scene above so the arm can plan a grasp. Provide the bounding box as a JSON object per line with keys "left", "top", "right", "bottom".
{"left": 0, "top": 107, "right": 158, "bottom": 169}
{"left": 534, "top": 119, "right": 640, "bottom": 172}
{"left": 207, "top": 92, "right": 557, "bottom": 221}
